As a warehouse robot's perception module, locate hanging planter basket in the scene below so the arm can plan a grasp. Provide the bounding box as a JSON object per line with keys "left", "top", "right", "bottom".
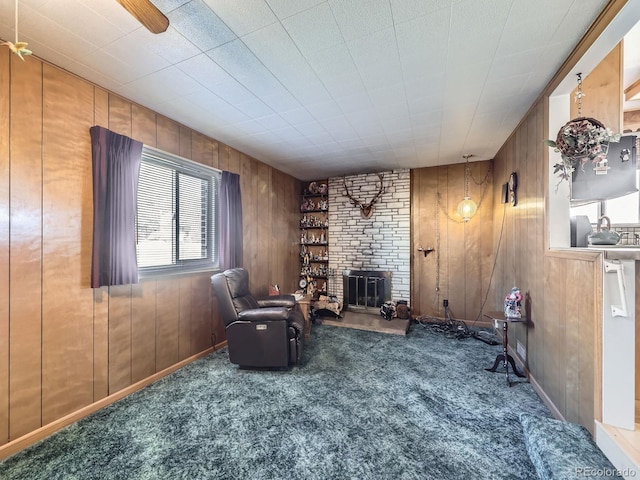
{"left": 555, "top": 117, "right": 609, "bottom": 162}
{"left": 546, "top": 116, "right": 621, "bottom": 185}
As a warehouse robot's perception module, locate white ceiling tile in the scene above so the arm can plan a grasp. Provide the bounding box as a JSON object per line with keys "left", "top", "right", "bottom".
{"left": 177, "top": 54, "right": 236, "bottom": 88}
{"left": 36, "top": 1, "right": 128, "bottom": 48}
{"left": 293, "top": 120, "right": 325, "bottom": 136}
{"left": 278, "top": 107, "right": 318, "bottom": 125}
{"left": 282, "top": 2, "right": 344, "bottom": 56}
{"left": 210, "top": 79, "right": 257, "bottom": 105}
{"left": 261, "top": 91, "right": 303, "bottom": 112}
{"left": 185, "top": 91, "right": 251, "bottom": 123}
{"left": 288, "top": 80, "right": 334, "bottom": 105}
{"left": 266, "top": 0, "right": 326, "bottom": 19}
{"left": 377, "top": 102, "right": 411, "bottom": 122}
{"left": 76, "top": 49, "right": 149, "bottom": 85}
{"left": 122, "top": 66, "right": 204, "bottom": 104}
{"left": 255, "top": 114, "right": 291, "bottom": 131}
{"left": 404, "top": 74, "right": 446, "bottom": 100}
{"left": 307, "top": 131, "right": 339, "bottom": 146}
{"left": 151, "top": 0, "right": 192, "bottom": 13}
{"left": 323, "top": 72, "right": 367, "bottom": 98}
{"left": 234, "top": 98, "right": 276, "bottom": 118}
{"left": 203, "top": 0, "right": 278, "bottom": 36}
{"left": 306, "top": 100, "right": 344, "bottom": 120}
{"left": 390, "top": 0, "right": 454, "bottom": 24}
{"left": 99, "top": 40, "right": 171, "bottom": 82}
{"left": 241, "top": 21, "right": 300, "bottom": 65}
{"left": 368, "top": 84, "right": 408, "bottom": 108}
{"left": 168, "top": 0, "right": 236, "bottom": 50}
{"left": 358, "top": 64, "right": 404, "bottom": 91}
{"left": 488, "top": 48, "right": 545, "bottom": 80}
{"left": 348, "top": 27, "right": 400, "bottom": 72}
{"left": 395, "top": 6, "right": 450, "bottom": 58}
{"left": 336, "top": 91, "right": 374, "bottom": 114}
{"left": 130, "top": 26, "right": 201, "bottom": 64}
{"left": 16, "top": 3, "right": 100, "bottom": 60}
{"left": 305, "top": 43, "right": 358, "bottom": 77}
{"left": 78, "top": 0, "right": 143, "bottom": 34}
{"left": 206, "top": 39, "right": 284, "bottom": 97}
{"left": 228, "top": 119, "right": 270, "bottom": 136}
{"left": 328, "top": 0, "right": 393, "bottom": 42}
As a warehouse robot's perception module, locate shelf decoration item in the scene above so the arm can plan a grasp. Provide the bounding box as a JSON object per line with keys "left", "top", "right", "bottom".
{"left": 546, "top": 73, "right": 621, "bottom": 185}
{"left": 504, "top": 286, "right": 522, "bottom": 319}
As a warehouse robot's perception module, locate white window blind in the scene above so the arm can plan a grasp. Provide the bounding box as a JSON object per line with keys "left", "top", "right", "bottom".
{"left": 136, "top": 147, "right": 219, "bottom": 275}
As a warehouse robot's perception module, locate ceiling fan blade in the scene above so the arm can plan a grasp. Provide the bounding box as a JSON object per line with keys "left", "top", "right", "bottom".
{"left": 116, "top": 0, "right": 169, "bottom": 34}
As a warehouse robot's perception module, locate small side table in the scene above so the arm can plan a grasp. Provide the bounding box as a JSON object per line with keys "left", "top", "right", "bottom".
{"left": 483, "top": 311, "right": 526, "bottom": 387}
{"left": 296, "top": 294, "right": 312, "bottom": 342}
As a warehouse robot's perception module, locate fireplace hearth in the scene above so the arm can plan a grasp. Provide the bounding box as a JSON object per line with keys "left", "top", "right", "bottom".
{"left": 343, "top": 270, "right": 391, "bottom": 311}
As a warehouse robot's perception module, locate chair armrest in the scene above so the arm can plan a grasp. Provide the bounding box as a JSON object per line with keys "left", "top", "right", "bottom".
{"left": 238, "top": 307, "right": 290, "bottom": 322}
{"left": 257, "top": 295, "right": 296, "bottom": 308}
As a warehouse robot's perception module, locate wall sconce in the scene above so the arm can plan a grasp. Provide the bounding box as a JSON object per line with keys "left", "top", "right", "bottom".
{"left": 457, "top": 154, "right": 477, "bottom": 222}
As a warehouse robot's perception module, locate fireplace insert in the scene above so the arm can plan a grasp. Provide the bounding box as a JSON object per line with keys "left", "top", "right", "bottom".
{"left": 342, "top": 270, "right": 391, "bottom": 311}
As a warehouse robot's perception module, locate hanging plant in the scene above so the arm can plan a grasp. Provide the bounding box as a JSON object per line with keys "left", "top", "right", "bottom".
{"left": 546, "top": 116, "right": 621, "bottom": 184}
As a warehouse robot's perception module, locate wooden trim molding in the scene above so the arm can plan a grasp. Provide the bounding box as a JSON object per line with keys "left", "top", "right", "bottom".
{"left": 506, "top": 336, "right": 568, "bottom": 425}
{"left": 529, "top": 372, "right": 567, "bottom": 423}
{"left": 625, "top": 78, "right": 640, "bottom": 102}
{"left": 0, "top": 342, "right": 227, "bottom": 461}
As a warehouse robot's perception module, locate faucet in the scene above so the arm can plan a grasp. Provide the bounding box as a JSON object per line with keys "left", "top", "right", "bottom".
{"left": 597, "top": 215, "right": 611, "bottom": 232}
{"left": 619, "top": 232, "right": 640, "bottom": 246}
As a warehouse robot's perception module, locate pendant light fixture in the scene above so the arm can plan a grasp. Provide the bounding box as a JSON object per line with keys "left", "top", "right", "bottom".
{"left": 457, "top": 154, "right": 477, "bottom": 222}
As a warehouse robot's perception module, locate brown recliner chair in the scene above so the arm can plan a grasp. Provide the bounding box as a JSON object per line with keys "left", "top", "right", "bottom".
{"left": 211, "top": 268, "right": 305, "bottom": 368}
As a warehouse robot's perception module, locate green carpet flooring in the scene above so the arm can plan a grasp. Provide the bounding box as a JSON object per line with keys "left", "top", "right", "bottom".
{"left": 0, "top": 323, "right": 553, "bottom": 479}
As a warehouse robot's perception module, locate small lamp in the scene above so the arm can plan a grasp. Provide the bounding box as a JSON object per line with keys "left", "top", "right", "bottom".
{"left": 457, "top": 154, "right": 477, "bottom": 222}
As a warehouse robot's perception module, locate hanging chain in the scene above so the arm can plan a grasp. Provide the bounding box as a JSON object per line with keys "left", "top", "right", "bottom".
{"left": 436, "top": 163, "right": 492, "bottom": 223}
{"left": 464, "top": 161, "right": 470, "bottom": 198}
{"left": 575, "top": 73, "right": 584, "bottom": 117}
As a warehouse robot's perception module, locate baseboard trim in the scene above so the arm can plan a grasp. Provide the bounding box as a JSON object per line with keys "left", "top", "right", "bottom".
{"left": 528, "top": 371, "right": 566, "bottom": 422}
{"left": 0, "top": 341, "right": 227, "bottom": 461}
{"left": 503, "top": 342, "right": 566, "bottom": 423}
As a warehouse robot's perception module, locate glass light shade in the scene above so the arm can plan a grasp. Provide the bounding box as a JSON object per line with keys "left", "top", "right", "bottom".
{"left": 457, "top": 197, "right": 478, "bottom": 222}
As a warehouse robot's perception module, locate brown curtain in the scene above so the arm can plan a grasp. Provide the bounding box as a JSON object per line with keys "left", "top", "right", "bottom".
{"left": 90, "top": 126, "right": 143, "bottom": 288}
{"left": 219, "top": 171, "right": 243, "bottom": 271}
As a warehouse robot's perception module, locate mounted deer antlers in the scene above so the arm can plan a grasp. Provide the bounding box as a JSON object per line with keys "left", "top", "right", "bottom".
{"left": 342, "top": 173, "right": 385, "bottom": 219}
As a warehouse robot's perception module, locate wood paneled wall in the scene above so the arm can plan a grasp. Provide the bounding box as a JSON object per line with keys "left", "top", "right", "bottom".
{"left": 411, "top": 161, "right": 494, "bottom": 320}
{"left": 0, "top": 51, "right": 300, "bottom": 448}
{"left": 492, "top": 99, "right": 602, "bottom": 432}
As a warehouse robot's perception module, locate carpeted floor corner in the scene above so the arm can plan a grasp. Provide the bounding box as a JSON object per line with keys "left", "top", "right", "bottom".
{"left": 0, "top": 323, "right": 553, "bottom": 479}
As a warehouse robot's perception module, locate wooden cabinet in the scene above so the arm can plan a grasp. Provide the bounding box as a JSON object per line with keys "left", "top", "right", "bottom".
{"left": 299, "top": 181, "right": 329, "bottom": 298}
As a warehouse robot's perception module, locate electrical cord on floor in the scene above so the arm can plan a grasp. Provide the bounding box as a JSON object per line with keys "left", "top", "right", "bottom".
{"left": 415, "top": 313, "right": 499, "bottom": 345}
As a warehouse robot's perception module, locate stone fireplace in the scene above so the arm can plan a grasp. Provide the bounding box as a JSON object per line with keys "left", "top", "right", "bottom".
{"left": 328, "top": 170, "right": 410, "bottom": 308}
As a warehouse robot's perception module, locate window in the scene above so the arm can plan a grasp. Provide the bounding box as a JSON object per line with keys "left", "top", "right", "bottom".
{"left": 136, "top": 146, "right": 220, "bottom": 275}
{"left": 569, "top": 170, "right": 640, "bottom": 226}
{"left": 603, "top": 170, "right": 640, "bottom": 224}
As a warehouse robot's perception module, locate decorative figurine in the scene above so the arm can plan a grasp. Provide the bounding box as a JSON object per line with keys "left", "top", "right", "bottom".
{"left": 504, "top": 286, "right": 522, "bottom": 318}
